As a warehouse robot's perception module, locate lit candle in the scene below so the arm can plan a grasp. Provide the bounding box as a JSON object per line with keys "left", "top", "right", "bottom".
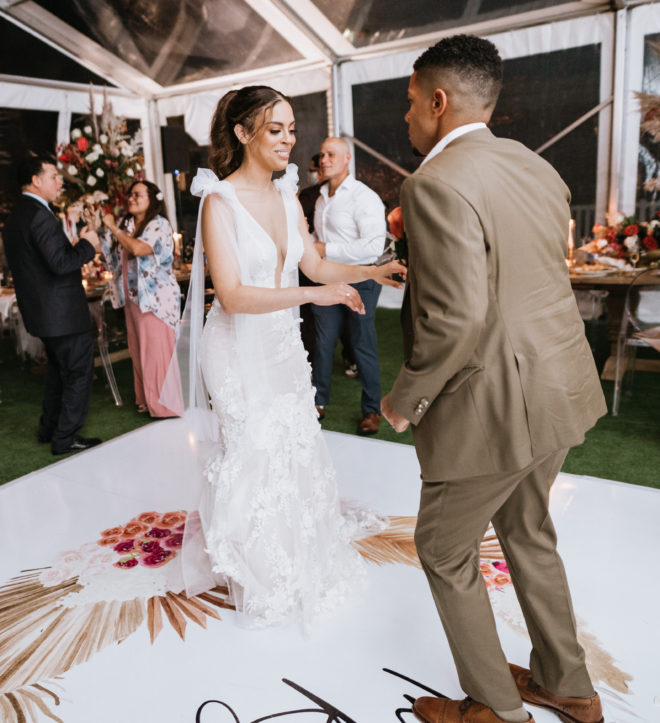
{"left": 567, "top": 219, "right": 575, "bottom": 266}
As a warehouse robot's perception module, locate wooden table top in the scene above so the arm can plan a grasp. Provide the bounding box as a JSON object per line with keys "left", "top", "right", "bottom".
{"left": 569, "top": 267, "right": 660, "bottom": 288}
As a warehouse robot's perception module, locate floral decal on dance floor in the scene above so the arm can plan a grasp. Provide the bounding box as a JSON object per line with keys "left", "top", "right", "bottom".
{"left": 0, "top": 512, "right": 633, "bottom": 722}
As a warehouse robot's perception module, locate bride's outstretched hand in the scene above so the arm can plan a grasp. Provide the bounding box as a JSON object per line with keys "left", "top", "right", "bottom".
{"left": 372, "top": 260, "right": 407, "bottom": 288}
{"left": 312, "top": 283, "right": 366, "bottom": 314}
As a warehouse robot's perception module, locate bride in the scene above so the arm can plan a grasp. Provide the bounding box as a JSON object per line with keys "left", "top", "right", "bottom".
{"left": 182, "top": 85, "right": 406, "bottom": 630}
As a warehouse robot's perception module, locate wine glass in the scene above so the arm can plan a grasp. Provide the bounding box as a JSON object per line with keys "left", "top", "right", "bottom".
{"left": 630, "top": 251, "right": 640, "bottom": 269}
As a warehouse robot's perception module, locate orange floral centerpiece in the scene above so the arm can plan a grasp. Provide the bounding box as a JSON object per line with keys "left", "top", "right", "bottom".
{"left": 581, "top": 212, "right": 660, "bottom": 264}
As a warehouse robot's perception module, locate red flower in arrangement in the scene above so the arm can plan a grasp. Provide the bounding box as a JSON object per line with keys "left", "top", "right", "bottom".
{"left": 606, "top": 229, "right": 618, "bottom": 242}
{"left": 76, "top": 137, "right": 89, "bottom": 152}
{"left": 624, "top": 224, "right": 640, "bottom": 236}
{"left": 140, "top": 549, "right": 174, "bottom": 567}
{"left": 162, "top": 533, "right": 184, "bottom": 550}
{"left": 100, "top": 526, "right": 124, "bottom": 538}
{"left": 609, "top": 242, "right": 625, "bottom": 258}
{"left": 138, "top": 539, "right": 163, "bottom": 553}
{"left": 113, "top": 539, "right": 136, "bottom": 553}
{"left": 114, "top": 557, "right": 139, "bottom": 569}
{"left": 146, "top": 527, "right": 171, "bottom": 539}
{"left": 387, "top": 206, "right": 404, "bottom": 239}
{"left": 644, "top": 235, "right": 659, "bottom": 250}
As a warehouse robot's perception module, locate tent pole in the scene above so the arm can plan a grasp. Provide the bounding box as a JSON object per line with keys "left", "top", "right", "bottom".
{"left": 143, "top": 99, "right": 176, "bottom": 231}
{"left": 330, "top": 63, "right": 341, "bottom": 137}
{"left": 609, "top": 7, "right": 628, "bottom": 217}
{"left": 331, "top": 62, "right": 358, "bottom": 177}
{"left": 56, "top": 104, "right": 72, "bottom": 147}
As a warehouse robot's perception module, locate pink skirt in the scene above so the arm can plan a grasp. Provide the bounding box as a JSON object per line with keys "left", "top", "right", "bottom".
{"left": 124, "top": 299, "right": 183, "bottom": 418}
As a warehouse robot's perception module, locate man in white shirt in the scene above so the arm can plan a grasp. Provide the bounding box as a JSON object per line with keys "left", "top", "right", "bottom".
{"left": 311, "top": 137, "right": 386, "bottom": 435}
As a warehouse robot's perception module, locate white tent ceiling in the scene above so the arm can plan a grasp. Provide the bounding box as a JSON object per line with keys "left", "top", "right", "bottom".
{"left": 0, "top": 0, "right": 621, "bottom": 98}
{"left": 0, "top": 0, "right": 656, "bottom": 225}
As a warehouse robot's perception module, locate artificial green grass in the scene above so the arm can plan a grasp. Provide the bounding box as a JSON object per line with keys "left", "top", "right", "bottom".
{"left": 562, "top": 377, "right": 660, "bottom": 487}
{"left": 1, "top": 308, "right": 659, "bottom": 488}
{"left": 0, "top": 342, "right": 151, "bottom": 483}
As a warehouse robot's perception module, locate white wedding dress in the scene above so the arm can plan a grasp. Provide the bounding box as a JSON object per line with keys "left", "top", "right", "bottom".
{"left": 185, "top": 165, "right": 384, "bottom": 630}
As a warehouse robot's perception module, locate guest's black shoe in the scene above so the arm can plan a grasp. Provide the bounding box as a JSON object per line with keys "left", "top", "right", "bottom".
{"left": 52, "top": 436, "right": 102, "bottom": 455}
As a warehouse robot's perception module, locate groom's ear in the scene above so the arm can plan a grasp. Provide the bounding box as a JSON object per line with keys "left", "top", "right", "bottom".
{"left": 431, "top": 89, "right": 448, "bottom": 117}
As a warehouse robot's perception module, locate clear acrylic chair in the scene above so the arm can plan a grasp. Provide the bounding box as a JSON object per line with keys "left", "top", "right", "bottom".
{"left": 612, "top": 268, "right": 660, "bottom": 415}
{"left": 88, "top": 289, "right": 123, "bottom": 406}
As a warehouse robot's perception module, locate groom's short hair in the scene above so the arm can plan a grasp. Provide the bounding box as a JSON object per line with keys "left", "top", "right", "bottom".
{"left": 414, "top": 34, "right": 503, "bottom": 111}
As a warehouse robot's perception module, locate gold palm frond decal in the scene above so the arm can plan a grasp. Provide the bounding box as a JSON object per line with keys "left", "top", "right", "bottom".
{"left": 353, "top": 516, "right": 421, "bottom": 568}
{"left": 0, "top": 510, "right": 633, "bottom": 721}
{"left": 352, "top": 517, "right": 505, "bottom": 567}
{"left": 0, "top": 564, "right": 231, "bottom": 721}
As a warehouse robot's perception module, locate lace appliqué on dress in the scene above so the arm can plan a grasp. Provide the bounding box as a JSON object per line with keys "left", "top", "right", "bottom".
{"left": 191, "top": 163, "right": 385, "bottom": 630}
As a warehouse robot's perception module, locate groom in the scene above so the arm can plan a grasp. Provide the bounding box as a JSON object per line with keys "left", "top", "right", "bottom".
{"left": 382, "top": 35, "right": 606, "bottom": 723}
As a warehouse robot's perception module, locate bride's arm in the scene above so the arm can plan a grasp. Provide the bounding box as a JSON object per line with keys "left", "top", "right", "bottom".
{"left": 296, "top": 202, "right": 406, "bottom": 287}
{"left": 203, "top": 194, "right": 365, "bottom": 315}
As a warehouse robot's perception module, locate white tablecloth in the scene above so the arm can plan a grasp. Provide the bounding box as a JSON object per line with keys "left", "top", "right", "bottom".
{"left": 0, "top": 291, "right": 45, "bottom": 360}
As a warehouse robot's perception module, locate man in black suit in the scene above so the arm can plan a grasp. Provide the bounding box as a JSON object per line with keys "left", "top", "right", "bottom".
{"left": 4, "top": 154, "right": 102, "bottom": 454}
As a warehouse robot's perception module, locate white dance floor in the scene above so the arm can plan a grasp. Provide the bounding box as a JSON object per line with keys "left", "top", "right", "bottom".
{"left": 0, "top": 417, "right": 658, "bottom": 722}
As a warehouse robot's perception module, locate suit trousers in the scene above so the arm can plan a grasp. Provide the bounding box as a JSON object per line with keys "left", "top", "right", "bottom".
{"left": 311, "top": 278, "right": 381, "bottom": 414}
{"left": 414, "top": 448, "right": 594, "bottom": 711}
{"left": 40, "top": 330, "right": 94, "bottom": 451}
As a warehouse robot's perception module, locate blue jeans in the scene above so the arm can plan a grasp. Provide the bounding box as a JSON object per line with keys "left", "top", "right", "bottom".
{"left": 311, "top": 278, "right": 381, "bottom": 414}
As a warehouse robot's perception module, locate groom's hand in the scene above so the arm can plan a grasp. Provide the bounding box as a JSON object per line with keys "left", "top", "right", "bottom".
{"left": 381, "top": 393, "right": 409, "bottom": 433}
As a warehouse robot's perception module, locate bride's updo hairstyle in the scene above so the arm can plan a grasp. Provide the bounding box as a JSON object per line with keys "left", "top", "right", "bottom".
{"left": 209, "top": 85, "right": 292, "bottom": 179}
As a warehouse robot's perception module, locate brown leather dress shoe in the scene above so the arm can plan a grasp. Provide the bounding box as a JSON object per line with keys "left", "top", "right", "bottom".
{"left": 413, "top": 697, "right": 534, "bottom": 723}
{"left": 315, "top": 405, "right": 325, "bottom": 420}
{"left": 357, "top": 412, "right": 380, "bottom": 435}
{"left": 509, "top": 664, "right": 603, "bottom": 723}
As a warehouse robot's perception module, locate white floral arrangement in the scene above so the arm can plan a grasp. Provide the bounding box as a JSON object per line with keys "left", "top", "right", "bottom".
{"left": 56, "top": 87, "right": 145, "bottom": 217}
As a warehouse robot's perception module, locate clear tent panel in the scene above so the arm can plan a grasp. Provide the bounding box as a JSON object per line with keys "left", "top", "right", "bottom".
{"left": 637, "top": 33, "right": 660, "bottom": 217}
{"left": 311, "top": 0, "right": 561, "bottom": 47}
{"left": 491, "top": 44, "right": 601, "bottom": 241}
{"left": 0, "top": 109, "right": 58, "bottom": 221}
{"left": 351, "top": 43, "right": 601, "bottom": 235}
{"left": 0, "top": 16, "right": 112, "bottom": 86}
{"left": 32, "top": 0, "right": 303, "bottom": 86}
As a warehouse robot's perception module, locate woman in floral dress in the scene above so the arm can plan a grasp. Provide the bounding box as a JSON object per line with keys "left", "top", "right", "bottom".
{"left": 101, "top": 180, "right": 183, "bottom": 417}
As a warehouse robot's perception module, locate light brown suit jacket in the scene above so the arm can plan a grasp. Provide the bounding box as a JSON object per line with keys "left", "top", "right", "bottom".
{"left": 389, "top": 128, "right": 606, "bottom": 481}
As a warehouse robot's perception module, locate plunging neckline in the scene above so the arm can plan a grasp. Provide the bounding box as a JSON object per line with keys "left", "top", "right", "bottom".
{"left": 226, "top": 181, "right": 289, "bottom": 289}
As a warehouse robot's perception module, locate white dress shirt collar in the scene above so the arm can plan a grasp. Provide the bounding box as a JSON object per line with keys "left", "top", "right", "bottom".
{"left": 320, "top": 173, "right": 356, "bottom": 199}
{"left": 420, "top": 122, "right": 487, "bottom": 167}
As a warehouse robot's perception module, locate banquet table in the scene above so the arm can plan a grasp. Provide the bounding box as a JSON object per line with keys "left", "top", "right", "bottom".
{"left": 569, "top": 267, "right": 660, "bottom": 378}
